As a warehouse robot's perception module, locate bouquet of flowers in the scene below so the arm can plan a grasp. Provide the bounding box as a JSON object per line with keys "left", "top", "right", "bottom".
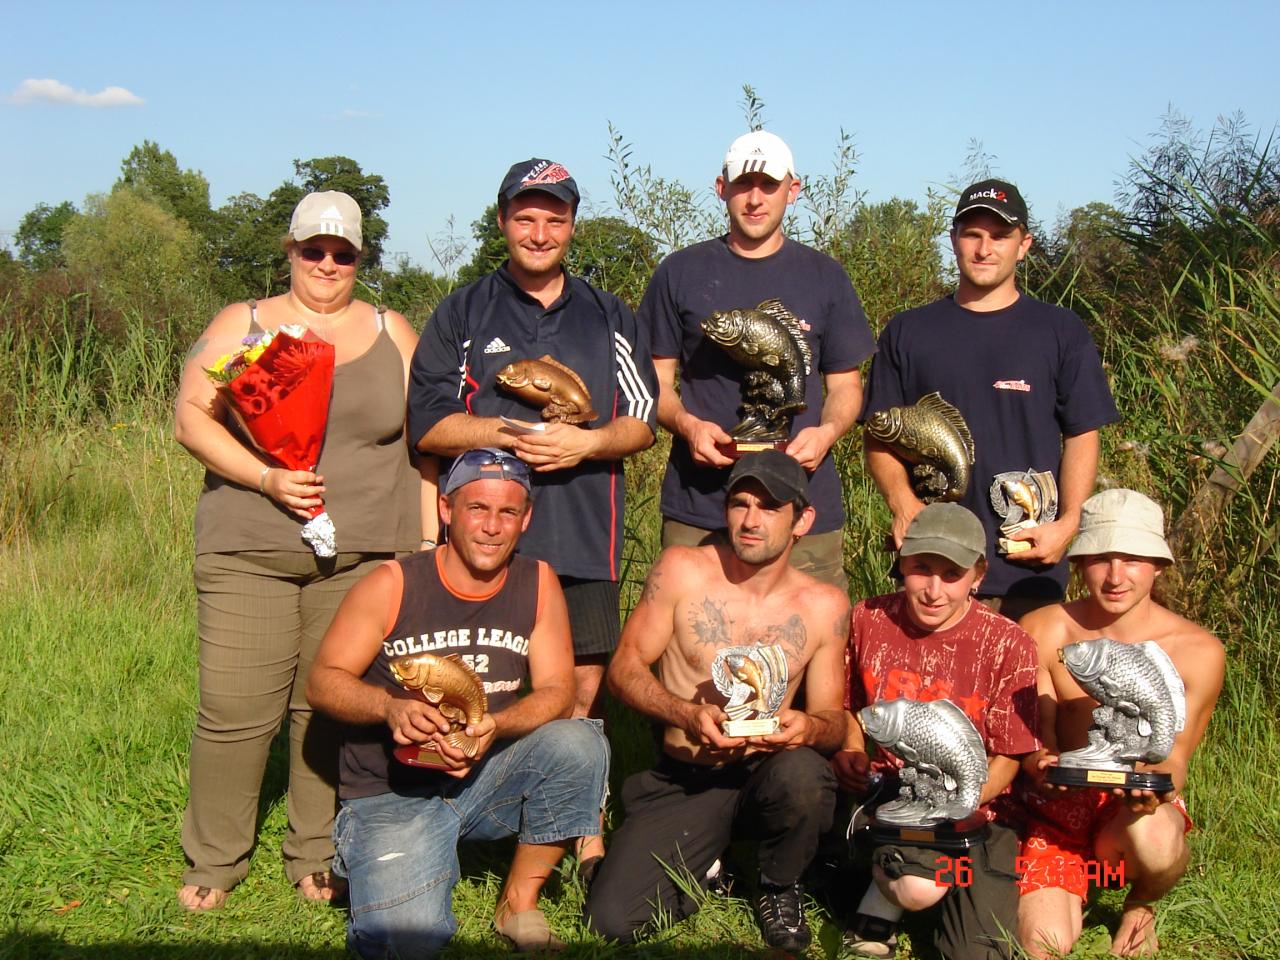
{"left": 206, "top": 325, "right": 337, "bottom": 557}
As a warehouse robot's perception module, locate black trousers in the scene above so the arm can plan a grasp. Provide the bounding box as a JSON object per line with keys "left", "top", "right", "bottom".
{"left": 585, "top": 748, "right": 836, "bottom": 943}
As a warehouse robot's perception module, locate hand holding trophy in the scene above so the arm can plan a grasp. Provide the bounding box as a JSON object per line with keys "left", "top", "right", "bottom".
{"left": 712, "top": 644, "right": 788, "bottom": 737}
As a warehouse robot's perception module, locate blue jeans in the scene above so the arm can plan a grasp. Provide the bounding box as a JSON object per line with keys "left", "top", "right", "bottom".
{"left": 333, "top": 718, "right": 609, "bottom": 960}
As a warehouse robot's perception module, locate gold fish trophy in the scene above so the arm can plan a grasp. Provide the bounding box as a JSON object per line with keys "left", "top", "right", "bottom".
{"left": 989, "top": 469, "right": 1058, "bottom": 555}
{"left": 711, "top": 644, "right": 788, "bottom": 737}
{"left": 495, "top": 355, "right": 597, "bottom": 425}
{"left": 701, "top": 300, "right": 812, "bottom": 459}
{"left": 388, "top": 653, "right": 489, "bottom": 770}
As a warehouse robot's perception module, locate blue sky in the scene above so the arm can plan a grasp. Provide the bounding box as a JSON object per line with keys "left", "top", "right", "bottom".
{"left": 4, "top": 1, "right": 1277, "bottom": 266}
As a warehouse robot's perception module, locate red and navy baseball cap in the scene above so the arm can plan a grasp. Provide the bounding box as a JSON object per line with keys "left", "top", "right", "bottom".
{"left": 954, "top": 179, "right": 1028, "bottom": 227}
{"left": 498, "top": 158, "right": 580, "bottom": 209}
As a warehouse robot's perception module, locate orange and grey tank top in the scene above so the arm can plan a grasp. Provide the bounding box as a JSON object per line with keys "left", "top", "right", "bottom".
{"left": 194, "top": 302, "right": 420, "bottom": 554}
{"left": 339, "top": 549, "right": 546, "bottom": 800}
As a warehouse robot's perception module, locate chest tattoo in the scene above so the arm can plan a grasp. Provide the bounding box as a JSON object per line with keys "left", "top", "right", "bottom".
{"left": 746, "top": 614, "right": 808, "bottom": 660}
{"left": 688, "top": 597, "right": 733, "bottom": 647}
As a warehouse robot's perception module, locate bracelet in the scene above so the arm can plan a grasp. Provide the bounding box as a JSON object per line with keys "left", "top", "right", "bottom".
{"left": 258, "top": 466, "right": 271, "bottom": 493}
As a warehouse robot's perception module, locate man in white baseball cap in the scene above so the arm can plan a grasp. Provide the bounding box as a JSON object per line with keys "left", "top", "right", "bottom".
{"left": 1017, "top": 488, "right": 1224, "bottom": 957}
{"left": 643, "top": 129, "right": 875, "bottom": 593}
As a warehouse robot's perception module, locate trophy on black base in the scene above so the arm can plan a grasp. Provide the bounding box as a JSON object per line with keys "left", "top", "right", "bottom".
{"left": 388, "top": 653, "right": 489, "bottom": 771}
{"left": 1047, "top": 638, "right": 1185, "bottom": 793}
{"left": 858, "top": 698, "right": 990, "bottom": 851}
{"left": 712, "top": 644, "right": 788, "bottom": 737}
{"left": 990, "top": 468, "right": 1058, "bottom": 556}
{"left": 700, "top": 300, "right": 812, "bottom": 460}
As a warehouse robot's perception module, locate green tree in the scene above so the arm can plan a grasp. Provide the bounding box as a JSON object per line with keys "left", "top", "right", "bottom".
{"left": 116, "top": 140, "right": 215, "bottom": 240}
{"left": 61, "top": 186, "right": 213, "bottom": 329}
{"left": 455, "top": 204, "right": 507, "bottom": 286}
{"left": 828, "top": 196, "right": 949, "bottom": 330}
{"left": 14, "top": 200, "right": 77, "bottom": 270}
{"left": 566, "top": 215, "right": 658, "bottom": 308}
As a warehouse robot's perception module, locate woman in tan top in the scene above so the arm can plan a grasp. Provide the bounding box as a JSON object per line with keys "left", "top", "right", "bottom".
{"left": 173, "top": 191, "right": 436, "bottom": 910}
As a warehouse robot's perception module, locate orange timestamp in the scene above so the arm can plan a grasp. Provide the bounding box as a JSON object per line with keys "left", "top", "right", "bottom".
{"left": 933, "top": 855, "right": 1126, "bottom": 888}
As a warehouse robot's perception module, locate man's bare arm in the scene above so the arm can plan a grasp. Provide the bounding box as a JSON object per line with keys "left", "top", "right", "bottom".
{"left": 761, "top": 593, "right": 851, "bottom": 752}
{"left": 417, "top": 412, "right": 517, "bottom": 456}
{"left": 654, "top": 356, "right": 732, "bottom": 467}
{"left": 1010, "top": 429, "right": 1100, "bottom": 565}
{"left": 980, "top": 755, "right": 1022, "bottom": 805}
{"left": 787, "top": 369, "right": 863, "bottom": 471}
{"left": 865, "top": 434, "right": 926, "bottom": 548}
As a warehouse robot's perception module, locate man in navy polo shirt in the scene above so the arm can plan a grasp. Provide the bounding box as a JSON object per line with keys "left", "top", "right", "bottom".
{"left": 643, "top": 130, "right": 876, "bottom": 591}
{"left": 409, "top": 158, "right": 658, "bottom": 723}
{"left": 862, "top": 179, "right": 1118, "bottom": 620}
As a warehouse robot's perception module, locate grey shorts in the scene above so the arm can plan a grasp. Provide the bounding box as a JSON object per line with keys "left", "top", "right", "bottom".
{"left": 560, "top": 577, "right": 621, "bottom": 657}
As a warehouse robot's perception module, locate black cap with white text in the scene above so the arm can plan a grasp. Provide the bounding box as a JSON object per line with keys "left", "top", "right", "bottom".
{"left": 954, "top": 179, "right": 1027, "bottom": 226}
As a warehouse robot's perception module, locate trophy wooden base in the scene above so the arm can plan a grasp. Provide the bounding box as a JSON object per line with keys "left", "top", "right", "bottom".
{"left": 869, "top": 812, "right": 990, "bottom": 851}
{"left": 721, "top": 717, "right": 780, "bottom": 737}
{"left": 715, "top": 439, "right": 789, "bottom": 461}
{"left": 393, "top": 743, "right": 452, "bottom": 770}
{"left": 1047, "top": 766, "right": 1174, "bottom": 793}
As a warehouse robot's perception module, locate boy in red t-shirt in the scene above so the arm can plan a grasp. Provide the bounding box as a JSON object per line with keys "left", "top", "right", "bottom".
{"left": 833, "top": 503, "right": 1039, "bottom": 960}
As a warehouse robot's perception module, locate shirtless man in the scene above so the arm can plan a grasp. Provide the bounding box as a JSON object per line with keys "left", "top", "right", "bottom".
{"left": 1017, "top": 489, "right": 1225, "bottom": 957}
{"left": 584, "top": 450, "right": 851, "bottom": 953}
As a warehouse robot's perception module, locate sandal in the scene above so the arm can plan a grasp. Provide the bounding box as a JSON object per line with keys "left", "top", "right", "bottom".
{"left": 177, "top": 884, "right": 228, "bottom": 911}
{"left": 495, "top": 908, "right": 567, "bottom": 953}
{"left": 841, "top": 912, "right": 899, "bottom": 959}
{"left": 296, "top": 870, "right": 348, "bottom": 904}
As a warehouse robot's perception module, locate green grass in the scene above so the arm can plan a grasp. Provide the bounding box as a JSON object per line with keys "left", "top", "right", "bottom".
{"left": 0, "top": 415, "right": 1276, "bottom": 960}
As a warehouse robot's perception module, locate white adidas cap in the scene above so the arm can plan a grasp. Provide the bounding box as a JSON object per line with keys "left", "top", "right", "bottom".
{"left": 289, "top": 191, "right": 363, "bottom": 250}
{"left": 723, "top": 130, "right": 796, "bottom": 182}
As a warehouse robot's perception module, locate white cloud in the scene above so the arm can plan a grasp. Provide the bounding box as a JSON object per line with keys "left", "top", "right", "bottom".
{"left": 10, "top": 78, "right": 144, "bottom": 107}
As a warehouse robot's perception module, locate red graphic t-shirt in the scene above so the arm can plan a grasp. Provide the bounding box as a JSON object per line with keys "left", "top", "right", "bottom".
{"left": 845, "top": 593, "right": 1039, "bottom": 816}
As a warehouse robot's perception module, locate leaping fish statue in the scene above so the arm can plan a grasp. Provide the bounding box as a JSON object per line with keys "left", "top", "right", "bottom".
{"left": 865, "top": 392, "right": 974, "bottom": 502}
{"left": 389, "top": 653, "right": 489, "bottom": 767}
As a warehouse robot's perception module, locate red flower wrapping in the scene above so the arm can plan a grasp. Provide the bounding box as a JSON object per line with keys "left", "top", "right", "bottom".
{"left": 217, "top": 331, "right": 335, "bottom": 520}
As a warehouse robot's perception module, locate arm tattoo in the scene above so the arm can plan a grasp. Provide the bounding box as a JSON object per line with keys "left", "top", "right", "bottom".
{"left": 640, "top": 567, "right": 662, "bottom": 606}
{"left": 747, "top": 614, "right": 807, "bottom": 659}
{"left": 186, "top": 336, "right": 209, "bottom": 362}
{"left": 689, "top": 597, "right": 732, "bottom": 647}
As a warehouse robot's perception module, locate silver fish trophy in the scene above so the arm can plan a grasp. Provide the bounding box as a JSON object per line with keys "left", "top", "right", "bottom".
{"left": 859, "top": 698, "right": 990, "bottom": 849}
{"left": 701, "top": 299, "right": 813, "bottom": 458}
{"left": 712, "top": 644, "right": 789, "bottom": 737}
{"left": 989, "top": 468, "right": 1058, "bottom": 555}
{"left": 1048, "top": 638, "right": 1186, "bottom": 793}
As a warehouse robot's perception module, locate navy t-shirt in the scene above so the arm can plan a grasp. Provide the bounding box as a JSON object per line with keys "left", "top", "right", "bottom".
{"left": 408, "top": 267, "right": 658, "bottom": 582}
{"left": 862, "top": 294, "right": 1119, "bottom": 598}
{"left": 644, "top": 237, "right": 875, "bottom": 534}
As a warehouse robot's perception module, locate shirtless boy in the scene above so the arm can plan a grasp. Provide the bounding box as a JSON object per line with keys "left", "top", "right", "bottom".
{"left": 584, "top": 450, "right": 851, "bottom": 953}
{"left": 1017, "top": 488, "right": 1225, "bottom": 957}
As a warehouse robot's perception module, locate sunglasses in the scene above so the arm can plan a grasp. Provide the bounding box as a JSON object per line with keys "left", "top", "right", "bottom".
{"left": 298, "top": 246, "right": 358, "bottom": 266}
{"left": 445, "top": 448, "right": 532, "bottom": 493}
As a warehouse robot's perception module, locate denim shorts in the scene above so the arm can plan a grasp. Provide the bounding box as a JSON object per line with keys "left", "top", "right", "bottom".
{"left": 333, "top": 718, "right": 608, "bottom": 960}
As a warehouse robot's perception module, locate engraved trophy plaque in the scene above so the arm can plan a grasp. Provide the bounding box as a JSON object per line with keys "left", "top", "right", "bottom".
{"left": 712, "top": 644, "right": 788, "bottom": 737}
{"left": 388, "top": 653, "right": 489, "bottom": 770}
{"left": 1047, "top": 638, "right": 1185, "bottom": 793}
{"left": 859, "top": 698, "right": 990, "bottom": 850}
{"left": 700, "top": 300, "right": 812, "bottom": 459}
{"left": 990, "top": 469, "right": 1058, "bottom": 555}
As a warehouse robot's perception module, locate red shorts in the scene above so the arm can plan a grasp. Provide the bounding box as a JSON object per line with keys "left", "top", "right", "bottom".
{"left": 1017, "top": 789, "right": 1192, "bottom": 899}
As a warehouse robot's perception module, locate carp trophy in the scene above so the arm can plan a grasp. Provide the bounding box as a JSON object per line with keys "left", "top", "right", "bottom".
{"left": 389, "top": 652, "right": 489, "bottom": 770}
{"left": 865, "top": 392, "right": 974, "bottom": 503}
{"left": 701, "top": 299, "right": 812, "bottom": 457}
{"left": 989, "top": 469, "right": 1058, "bottom": 555}
{"left": 1047, "top": 638, "right": 1185, "bottom": 793}
{"left": 495, "top": 355, "right": 597, "bottom": 425}
{"left": 858, "top": 697, "right": 991, "bottom": 848}
{"left": 711, "top": 644, "right": 788, "bottom": 737}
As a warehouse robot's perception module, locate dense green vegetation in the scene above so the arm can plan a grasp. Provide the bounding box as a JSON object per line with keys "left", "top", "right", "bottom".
{"left": 2, "top": 105, "right": 1278, "bottom": 958}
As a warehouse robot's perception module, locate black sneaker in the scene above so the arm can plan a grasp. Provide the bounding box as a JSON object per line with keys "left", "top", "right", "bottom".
{"left": 755, "top": 881, "right": 810, "bottom": 953}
